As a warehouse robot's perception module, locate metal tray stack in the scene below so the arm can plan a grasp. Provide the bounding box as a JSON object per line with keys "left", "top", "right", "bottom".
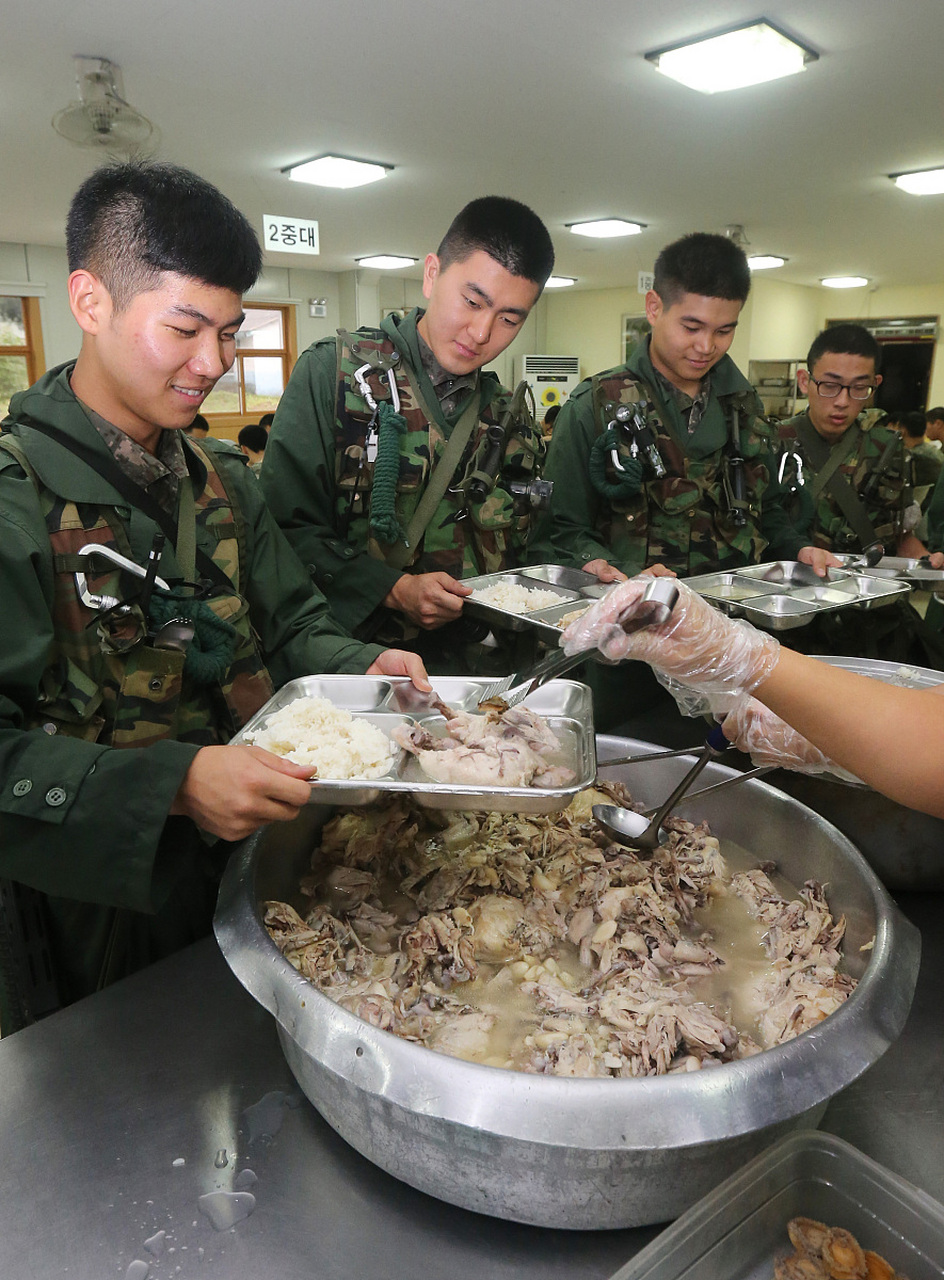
{"left": 229, "top": 674, "right": 595, "bottom": 813}
{"left": 463, "top": 564, "right": 613, "bottom": 639}
{"left": 684, "top": 560, "right": 911, "bottom": 631}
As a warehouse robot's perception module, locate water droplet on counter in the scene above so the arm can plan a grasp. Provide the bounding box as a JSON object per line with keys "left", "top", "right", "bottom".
{"left": 144, "top": 1231, "right": 165, "bottom": 1259}
{"left": 214, "top": 1149, "right": 228, "bottom": 1168}
{"left": 124, "top": 1263, "right": 149, "bottom": 1280}
{"left": 242, "top": 1090, "right": 300, "bottom": 1141}
{"left": 197, "top": 1191, "right": 256, "bottom": 1232}
{"left": 234, "top": 1168, "right": 257, "bottom": 1190}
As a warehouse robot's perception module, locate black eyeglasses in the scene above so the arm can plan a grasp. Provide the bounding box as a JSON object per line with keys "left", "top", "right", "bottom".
{"left": 808, "top": 377, "right": 875, "bottom": 400}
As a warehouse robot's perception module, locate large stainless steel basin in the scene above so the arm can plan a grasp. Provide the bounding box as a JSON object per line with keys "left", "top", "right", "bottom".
{"left": 214, "top": 737, "right": 920, "bottom": 1230}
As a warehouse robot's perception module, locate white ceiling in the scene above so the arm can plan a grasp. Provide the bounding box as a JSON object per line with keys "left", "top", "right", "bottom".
{"left": 3, "top": 0, "right": 944, "bottom": 293}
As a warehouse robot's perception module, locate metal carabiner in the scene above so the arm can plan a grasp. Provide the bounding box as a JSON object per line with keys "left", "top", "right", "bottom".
{"left": 353, "top": 363, "right": 379, "bottom": 413}
{"left": 74, "top": 542, "right": 170, "bottom": 612}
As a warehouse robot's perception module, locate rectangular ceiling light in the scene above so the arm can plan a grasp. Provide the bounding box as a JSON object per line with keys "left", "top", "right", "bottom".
{"left": 284, "top": 155, "right": 390, "bottom": 188}
{"left": 646, "top": 21, "right": 816, "bottom": 94}
{"left": 747, "top": 255, "right": 786, "bottom": 270}
{"left": 891, "top": 167, "right": 944, "bottom": 195}
{"left": 821, "top": 276, "right": 869, "bottom": 289}
{"left": 356, "top": 255, "right": 417, "bottom": 270}
{"left": 568, "top": 219, "right": 644, "bottom": 238}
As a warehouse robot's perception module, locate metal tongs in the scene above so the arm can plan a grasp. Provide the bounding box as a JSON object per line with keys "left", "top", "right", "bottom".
{"left": 476, "top": 577, "right": 680, "bottom": 711}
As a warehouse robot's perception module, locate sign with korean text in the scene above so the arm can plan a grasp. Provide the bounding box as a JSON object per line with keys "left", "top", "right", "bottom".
{"left": 263, "top": 215, "right": 320, "bottom": 255}
{"left": 637, "top": 271, "right": 654, "bottom": 294}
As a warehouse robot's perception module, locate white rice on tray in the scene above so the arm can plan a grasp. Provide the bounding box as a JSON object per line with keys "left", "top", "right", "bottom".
{"left": 246, "top": 695, "right": 396, "bottom": 779}
{"left": 470, "top": 582, "right": 562, "bottom": 614}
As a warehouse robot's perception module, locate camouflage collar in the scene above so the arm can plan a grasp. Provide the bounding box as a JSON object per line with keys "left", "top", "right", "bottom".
{"left": 4, "top": 361, "right": 207, "bottom": 504}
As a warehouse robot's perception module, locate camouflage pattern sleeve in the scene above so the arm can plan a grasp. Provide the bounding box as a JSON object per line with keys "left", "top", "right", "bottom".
{"left": 261, "top": 340, "right": 403, "bottom": 635}
{"left": 926, "top": 467, "right": 944, "bottom": 554}
{"left": 217, "top": 451, "right": 382, "bottom": 684}
{"left": 0, "top": 457, "right": 202, "bottom": 912}
{"left": 527, "top": 383, "right": 617, "bottom": 570}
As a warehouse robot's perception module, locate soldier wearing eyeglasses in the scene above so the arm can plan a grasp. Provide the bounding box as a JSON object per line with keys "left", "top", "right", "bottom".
{"left": 777, "top": 324, "right": 938, "bottom": 561}
{"left": 776, "top": 324, "right": 944, "bottom": 663}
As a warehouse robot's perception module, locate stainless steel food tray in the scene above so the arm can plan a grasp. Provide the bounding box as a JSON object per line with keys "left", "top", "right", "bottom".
{"left": 816, "top": 653, "right": 944, "bottom": 689}
{"left": 230, "top": 674, "right": 595, "bottom": 812}
{"left": 463, "top": 564, "right": 611, "bottom": 634}
{"left": 833, "top": 554, "right": 944, "bottom": 595}
{"left": 608, "top": 1130, "right": 944, "bottom": 1280}
{"left": 685, "top": 560, "right": 910, "bottom": 631}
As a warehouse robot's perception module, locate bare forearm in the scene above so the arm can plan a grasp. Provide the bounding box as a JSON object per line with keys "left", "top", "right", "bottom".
{"left": 754, "top": 648, "right": 944, "bottom": 817}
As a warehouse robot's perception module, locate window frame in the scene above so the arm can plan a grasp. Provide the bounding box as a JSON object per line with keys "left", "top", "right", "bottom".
{"left": 202, "top": 301, "right": 297, "bottom": 432}
{"left": 0, "top": 295, "right": 46, "bottom": 389}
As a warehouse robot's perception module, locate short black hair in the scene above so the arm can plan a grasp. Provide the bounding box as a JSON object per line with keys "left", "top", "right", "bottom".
{"left": 258, "top": 412, "right": 275, "bottom": 428}
{"left": 184, "top": 414, "right": 209, "bottom": 436}
{"left": 66, "top": 161, "right": 262, "bottom": 311}
{"left": 806, "top": 324, "right": 881, "bottom": 374}
{"left": 436, "top": 196, "right": 555, "bottom": 291}
{"left": 238, "top": 424, "right": 268, "bottom": 452}
{"left": 901, "top": 411, "right": 927, "bottom": 442}
{"left": 926, "top": 406, "right": 944, "bottom": 422}
{"left": 543, "top": 404, "right": 561, "bottom": 426}
{"left": 653, "top": 233, "right": 751, "bottom": 307}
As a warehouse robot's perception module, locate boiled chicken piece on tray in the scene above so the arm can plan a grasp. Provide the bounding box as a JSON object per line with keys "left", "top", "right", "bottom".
{"left": 392, "top": 700, "right": 575, "bottom": 789}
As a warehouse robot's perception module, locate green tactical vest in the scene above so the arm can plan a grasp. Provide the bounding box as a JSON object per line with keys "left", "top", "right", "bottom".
{"left": 2, "top": 437, "right": 274, "bottom": 749}
{"left": 590, "top": 369, "right": 773, "bottom": 576}
{"left": 333, "top": 329, "right": 544, "bottom": 580}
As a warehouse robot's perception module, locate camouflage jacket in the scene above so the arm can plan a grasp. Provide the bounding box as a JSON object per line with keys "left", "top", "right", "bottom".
{"left": 262, "top": 310, "right": 544, "bottom": 644}
{"left": 529, "top": 340, "right": 806, "bottom": 577}
{"left": 0, "top": 365, "right": 379, "bottom": 994}
{"left": 775, "top": 411, "right": 909, "bottom": 552}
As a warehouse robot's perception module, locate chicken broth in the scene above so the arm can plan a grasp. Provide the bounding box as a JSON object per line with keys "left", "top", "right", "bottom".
{"left": 265, "top": 791, "right": 855, "bottom": 1077}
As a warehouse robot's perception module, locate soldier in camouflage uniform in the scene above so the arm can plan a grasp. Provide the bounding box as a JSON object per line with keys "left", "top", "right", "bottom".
{"left": 774, "top": 324, "right": 944, "bottom": 662}
{"left": 528, "top": 233, "right": 816, "bottom": 728}
{"left": 262, "top": 197, "right": 555, "bottom": 673}
{"left": 0, "top": 162, "right": 426, "bottom": 1010}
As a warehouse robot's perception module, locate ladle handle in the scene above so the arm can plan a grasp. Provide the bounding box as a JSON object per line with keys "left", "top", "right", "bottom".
{"left": 669, "top": 765, "right": 774, "bottom": 807}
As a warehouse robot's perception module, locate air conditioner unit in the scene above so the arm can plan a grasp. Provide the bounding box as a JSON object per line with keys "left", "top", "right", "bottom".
{"left": 517, "top": 354, "right": 581, "bottom": 413}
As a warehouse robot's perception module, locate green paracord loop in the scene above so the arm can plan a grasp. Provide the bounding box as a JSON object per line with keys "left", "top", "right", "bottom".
{"left": 589, "top": 426, "right": 644, "bottom": 501}
{"left": 369, "top": 400, "right": 409, "bottom": 545}
{"left": 148, "top": 592, "right": 238, "bottom": 684}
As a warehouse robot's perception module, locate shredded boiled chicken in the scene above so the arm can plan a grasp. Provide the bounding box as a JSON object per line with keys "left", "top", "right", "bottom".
{"left": 264, "top": 788, "right": 856, "bottom": 1076}
{"left": 391, "top": 700, "right": 575, "bottom": 788}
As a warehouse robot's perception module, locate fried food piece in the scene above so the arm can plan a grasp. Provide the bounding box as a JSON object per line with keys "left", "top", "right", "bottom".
{"left": 789, "top": 1218, "right": 831, "bottom": 1259}
{"left": 822, "top": 1227, "right": 867, "bottom": 1279}
{"left": 863, "top": 1251, "right": 897, "bottom": 1280}
{"left": 775, "top": 1254, "right": 829, "bottom": 1279}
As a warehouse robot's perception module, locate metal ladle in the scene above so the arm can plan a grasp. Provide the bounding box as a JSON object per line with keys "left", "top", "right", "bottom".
{"left": 592, "top": 723, "right": 772, "bottom": 850}
{"left": 845, "top": 542, "right": 885, "bottom": 571}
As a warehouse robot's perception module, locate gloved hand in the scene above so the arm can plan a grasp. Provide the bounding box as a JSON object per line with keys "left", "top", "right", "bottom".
{"left": 560, "top": 576, "right": 780, "bottom": 714}
{"left": 722, "top": 697, "right": 862, "bottom": 783}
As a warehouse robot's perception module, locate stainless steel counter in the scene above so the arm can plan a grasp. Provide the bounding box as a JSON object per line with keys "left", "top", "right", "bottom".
{"left": 0, "top": 894, "right": 941, "bottom": 1280}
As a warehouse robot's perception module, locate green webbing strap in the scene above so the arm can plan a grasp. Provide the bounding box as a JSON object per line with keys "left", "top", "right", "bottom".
{"left": 795, "top": 418, "right": 880, "bottom": 551}
{"left": 175, "top": 475, "right": 197, "bottom": 589}
{"left": 368, "top": 402, "right": 409, "bottom": 545}
{"left": 383, "top": 394, "right": 481, "bottom": 571}
{"left": 589, "top": 426, "right": 644, "bottom": 501}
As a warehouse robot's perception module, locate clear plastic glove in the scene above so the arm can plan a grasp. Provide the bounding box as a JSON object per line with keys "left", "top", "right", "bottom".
{"left": 722, "top": 697, "right": 862, "bottom": 784}
{"left": 560, "top": 575, "right": 780, "bottom": 714}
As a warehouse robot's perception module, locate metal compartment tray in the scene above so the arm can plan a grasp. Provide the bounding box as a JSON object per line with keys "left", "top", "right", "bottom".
{"left": 834, "top": 554, "right": 944, "bottom": 596}
{"left": 463, "top": 565, "right": 611, "bottom": 632}
{"left": 609, "top": 1130, "right": 944, "bottom": 1280}
{"left": 230, "top": 674, "right": 596, "bottom": 812}
{"left": 685, "top": 561, "right": 910, "bottom": 631}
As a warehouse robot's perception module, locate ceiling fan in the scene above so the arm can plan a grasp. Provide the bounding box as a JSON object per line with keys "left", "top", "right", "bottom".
{"left": 52, "top": 56, "right": 156, "bottom": 154}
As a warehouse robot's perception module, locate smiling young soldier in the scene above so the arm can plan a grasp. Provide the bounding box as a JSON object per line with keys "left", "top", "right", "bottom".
{"left": 261, "top": 197, "right": 555, "bottom": 673}
{"left": 527, "top": 232, "right": 818, "bottom": 729}
{"left": 0, "top": 161, "right": 427, "bottom": 1009}
{"left": 529, "top": 232, "right": 815, "bottom": 588}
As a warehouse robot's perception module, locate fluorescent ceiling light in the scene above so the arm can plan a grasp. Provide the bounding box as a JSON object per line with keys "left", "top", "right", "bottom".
{"left": 284, "top": 155, "right": 390, "bottom": 188}
{"left": 356, "top": 255, "right": 416, "bottom": 270}
{"left": 821, "top": 276, "right": 869, "bottom": 289}
{"left": 646, "top": 21, "right": 816, "bottom": 94}
{"left": 568, "top": 219, "right": 644, "bottom": 238}
{"left": 747, "top": 255, "right": 787, "bottom": 270}
{"left": 545, "top": 275, "right": 576, "bottom": 288}
{"left": 891, "top": 167, "right": 944, "bottom": 196}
